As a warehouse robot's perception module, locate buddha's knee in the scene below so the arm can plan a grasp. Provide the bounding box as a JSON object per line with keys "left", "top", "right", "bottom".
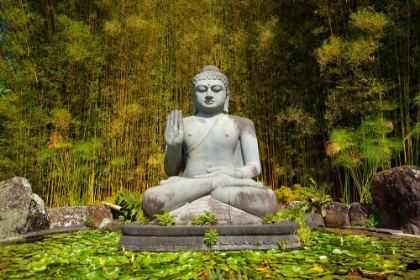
{"left": 142, "top": 189, "right": 165, "bottom": 218}
{"left": 211, "top": 186, "right": 277, "bottom": 217}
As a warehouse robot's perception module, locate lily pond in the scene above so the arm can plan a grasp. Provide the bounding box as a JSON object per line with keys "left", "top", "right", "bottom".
{"left": 0, "top": 230, "right": 419, "bottom": 279}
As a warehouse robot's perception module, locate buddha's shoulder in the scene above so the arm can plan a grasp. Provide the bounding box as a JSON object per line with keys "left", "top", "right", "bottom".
{"left": 227, "top": 115, "right": 256, "bottom": 130}
{"left": 183, "top": 116, "right": 200, "bottom": 125}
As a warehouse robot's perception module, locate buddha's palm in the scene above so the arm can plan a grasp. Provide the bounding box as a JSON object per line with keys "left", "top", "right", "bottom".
{"left": 165, "top": 110, "right": 184, "bottom": 146}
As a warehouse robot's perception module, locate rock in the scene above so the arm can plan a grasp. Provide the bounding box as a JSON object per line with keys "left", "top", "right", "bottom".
{"left": 371, "top": 165, "right": 420, "bottom": 235}
{"left": 349, "top": 204, "right": 378, "bottom": 227}
{"left": 99, "top": 218, "right": 124, "bottom": 232}
{"left": 305, "top": 213, "right": 325, "bottom": 229}
{"left": 276, "top": 203, "right": 286, "bottom": 213}
{"left": 324, "top": 202, "right": 350, "bottom": 227}
{"left": 47, "top": 206, "right": 112, "bottom": 229}
{"left": 0, "top": 177, "right": 49, "bottom": 239}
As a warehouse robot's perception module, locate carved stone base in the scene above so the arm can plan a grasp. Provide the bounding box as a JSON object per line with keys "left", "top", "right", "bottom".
{"left": 168, "top": 195, "right": 262, "bottom": 225}
{"left": 119, "top": 221, "right": 301, "bottom": 251}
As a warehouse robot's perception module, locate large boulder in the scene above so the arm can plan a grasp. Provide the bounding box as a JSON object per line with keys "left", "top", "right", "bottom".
{"left": 349, "top": 203, "right": 378, "bottom": 227}
{"left": 305, "top": 213, "right": 325, "bottom": 229}
{"left": 323, "top": 202, "right": 350, "bottom": 227}
{"left": 0, "top": 177, "right": 49, "bottom": 239}
{"left": 48, "top": 206, "right": 112, "bottom": 228}
{"left": 371, "top": 165, "right": 420, "bottom": 235}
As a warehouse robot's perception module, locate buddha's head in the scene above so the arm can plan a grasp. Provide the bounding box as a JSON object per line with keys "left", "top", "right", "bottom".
{"left": 192, "top": 65, "right": 230, "bottom": 114}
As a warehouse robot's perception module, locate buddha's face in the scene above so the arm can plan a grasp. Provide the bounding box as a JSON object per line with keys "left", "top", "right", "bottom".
{"left": 193, "top": 79, "right": 227, "bottom": 114}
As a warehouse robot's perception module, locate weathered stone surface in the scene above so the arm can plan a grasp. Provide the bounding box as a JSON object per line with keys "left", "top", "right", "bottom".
{"left": 0, "top": 177, "right": 49, "bottom": 239}
{"left": 119, "top": 221, "right": 301, "bottom": 251}
{"left": 122, "top": 220, "right": 300, "bottom": 236}
{"left": 371, "top": 165, "right": 420, "bottom": 235}
{"left": 168, "top": 195, "right": 262, "bottom": 225}
{"left": 305, "top": 213, "right": 325, "bottom": 229}
{"left": 324, "top": 202, "right": 350, "bottom": 227}
{"left": 349, "top": 203, "right": 378, "bottom": 227}
{"left": 119, "top": 234, "right": 300, "bottom": 252}
{"left": 48, "top": 206, "right": 112, "bottom": 229}
{"left": 98, "top": 218, "right": 124, "bottom": 232}
{"left": 142, "top": 66, "right": 277, "bottom": 221}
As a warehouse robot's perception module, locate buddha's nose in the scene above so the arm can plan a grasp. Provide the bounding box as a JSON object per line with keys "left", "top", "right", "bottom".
{"left": 206, "top": 89, "right": 214, "bottom": 98}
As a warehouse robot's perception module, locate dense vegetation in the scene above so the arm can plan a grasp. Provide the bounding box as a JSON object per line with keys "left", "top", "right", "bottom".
{"left": 1, "top": 230, "right": 419, "bottom": 279}
{"left": 0, "top": 0, "right": 419, "bottom": 207}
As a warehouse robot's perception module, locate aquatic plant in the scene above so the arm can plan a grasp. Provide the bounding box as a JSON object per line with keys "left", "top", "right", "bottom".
{"left": 1, "top": 230, "right": 419, "bottom": 279}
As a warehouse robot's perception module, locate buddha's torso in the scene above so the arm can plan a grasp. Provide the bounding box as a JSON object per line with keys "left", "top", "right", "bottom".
{"left": 182, "top": 115, "right": 245, "bottom": 178}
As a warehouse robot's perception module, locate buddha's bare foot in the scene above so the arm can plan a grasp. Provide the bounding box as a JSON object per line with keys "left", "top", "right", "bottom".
{"left": 211, "top": 185, "right": 277, "bottom": 217}
{"left": 159, "top": 176, "right": 186, "bottom": 185}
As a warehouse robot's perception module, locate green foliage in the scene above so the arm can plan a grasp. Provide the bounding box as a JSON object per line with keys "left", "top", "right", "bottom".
{"left": 192, "top": 211, "right": 218, "bottom": 226}
{"left": 274, "top": 179, "right": 331, "bottom": 214}
{"left": 203, "top": 229, "right": 219, "bottom": 248}
{"left": 84, "top": 217, "right": 95, "bottom": 228}
{"left": 154, "top": 210, "right": 176, "bottom": 226}
{"left": 350, "top": 8, "right": 388, "bottom": 37}
{"left": 274, "top": 184, "right": 304, "bottom": 204}
{"left": 114, "top": 191, "right": 149, "bottom": 224}
{"left": 2, "top": 230, "right": 419, "bottom": 279}
{"left": 0, "top": 0, "right": 419, "bottom": 207}
{"left": 199, "top": 268, "right": 226, "bottom": 280}
{"left": 364, "top": 213, "right": 384, "bottom": 229}
{"left": 263, "top": 204, "right": 312, "bottom": 245}
{"left": 327, "top": 117, "right": 402, "bottom": 203}
{"left": 0, "top": 87, "right": 11, "bottom": 100}
{"left": 262, "top": 213, "right": 280, "bottom": 224}
{"left": 302, "top": 178, "right": 333, "bottom": 207}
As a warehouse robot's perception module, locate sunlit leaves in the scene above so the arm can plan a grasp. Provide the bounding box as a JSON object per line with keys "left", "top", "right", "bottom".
{"left": 316, "top": 36, "right": 345, "bottom": 71}
{"left": 327, "top": 117, "right": 402, "bottom": 202}
{"left": 350, "top": 8, "right": 388, "bottom": 38}
{"left": 1, "top": 230, "right": 418, "bottom": 279}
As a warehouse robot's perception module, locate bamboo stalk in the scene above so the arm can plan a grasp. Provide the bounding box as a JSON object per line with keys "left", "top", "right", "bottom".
{"left": 102, "top": 201, "right": 124, "bottom": 212}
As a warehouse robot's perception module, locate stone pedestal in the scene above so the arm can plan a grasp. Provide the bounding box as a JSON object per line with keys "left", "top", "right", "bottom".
{"left": 119, "top": 221, "right": 301, "bottom": 252}
{"left": 168, "top": 195, "right": 262, "bottom": 225}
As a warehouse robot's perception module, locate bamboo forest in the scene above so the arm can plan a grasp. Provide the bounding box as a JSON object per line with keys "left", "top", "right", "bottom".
{"left": 0, "top": 0, "right": 419, "bottom": 208}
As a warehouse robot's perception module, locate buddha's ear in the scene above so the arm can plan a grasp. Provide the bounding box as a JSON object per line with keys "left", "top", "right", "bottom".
{"left": 192, "top": 89, "right": 198, "bottom": 114}
{"left": 223, "top": 92, "right": 230, "bottom": 114}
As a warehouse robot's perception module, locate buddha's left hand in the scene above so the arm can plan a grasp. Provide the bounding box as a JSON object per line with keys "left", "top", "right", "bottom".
{"left": 194, "top": 166, "right": 242, "bottom": 179}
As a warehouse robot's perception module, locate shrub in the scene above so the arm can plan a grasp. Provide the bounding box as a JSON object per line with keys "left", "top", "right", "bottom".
{"left": 274, "top": 184, "right": 304, "bottom": 204}
{"left": 84, "top": 217, "right": 95, "bottom": 228}
{"left": 192, "top": 211, "right": 218, "bottom": 225}
{"left": 154, "top": 210, "right": 176, "bottom": 226}
{"left": 113, "top": 191, "right": 149, "bottom": 224}
{"left": 203, "top": 229, "right": 219, "bottom": 247}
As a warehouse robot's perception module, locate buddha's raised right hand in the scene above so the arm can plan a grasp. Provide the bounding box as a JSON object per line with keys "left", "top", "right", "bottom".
{"left": 165, "top": 110, "right": 184, "bottom": 147}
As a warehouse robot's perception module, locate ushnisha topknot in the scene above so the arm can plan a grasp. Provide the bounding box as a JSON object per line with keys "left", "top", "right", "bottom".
{"left": 192, "top": 65, "right": 229, "bottom": 92}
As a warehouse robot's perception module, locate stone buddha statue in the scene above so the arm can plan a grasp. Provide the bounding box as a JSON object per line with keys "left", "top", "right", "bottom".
{"left": 142, "top": 66, "right": 277, "bottom": 224}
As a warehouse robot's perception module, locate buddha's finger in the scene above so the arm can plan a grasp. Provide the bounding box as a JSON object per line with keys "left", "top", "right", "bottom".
{"left": 206, "top": 167, "right": 223, "bottom": 173}
{"left": 166, "top": 112, "right": 173, "bottom": 130}
{"left": 194, "top": 173, "right": 213, "bottom": 178}
{"left": 177, "top": 110, "right": 183, "bottom": 132}
{"left": 173, "top": 110, "right": 179, "bottom": 131}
